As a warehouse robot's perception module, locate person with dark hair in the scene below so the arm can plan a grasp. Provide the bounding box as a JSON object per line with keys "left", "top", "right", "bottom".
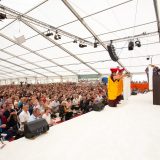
{"left": 42, "top": 107, "right": 55, "bottom": 126}
{"left": 62, "top": 100, "right": 73, "bottom": 121}
{"left": 0, "top": 110, "right": 7, "bottom": 135}
{"left": 1, "top": 103, "right": 19, "bottom": 141}
{"left": 28, "top": 107, "right": 41, "bottom": 122}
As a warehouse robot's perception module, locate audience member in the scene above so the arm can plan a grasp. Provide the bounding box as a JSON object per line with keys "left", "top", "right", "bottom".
{"left": 0, "top": 82, "right": 107, "bottom": 141}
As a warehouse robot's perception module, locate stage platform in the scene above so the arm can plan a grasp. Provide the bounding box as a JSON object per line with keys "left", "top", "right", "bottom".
{"left": 0, "top": 92, "right": 160, "bottom": 160}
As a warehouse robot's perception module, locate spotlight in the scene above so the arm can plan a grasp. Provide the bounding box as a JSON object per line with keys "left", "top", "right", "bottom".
{"left": 54, "top": 30, "right": 61, "bottom": 40}
{"left": 58, "top": 34, "right": 61, "bottom": 39}
{"left": 0, "top": 13, "right": 6, "bottom": 19}
{"left": 128, "top": 40, "right": 134, "bottom": 50}
{"left": 79, "top": 42, "right": 87, "bottom": 48}
{"left": 54, "top": 34, "right": 58, "bottom": 40}
{"left": 45, "top": 32, "right": 53, "bottom": 36}
{"left": 146, "top": 57, "right": 150, "bottom": 60}
{"left": 94, "top": 38, "right": 99, "bottom": 48}
{"left": 73, "top": 39, "right": 77, "bottom": 43}
{"left": 54, "top": 34, "right": 61, "bottom": 40}
{"left": 135, "top": 39, "right": 141, "bottom": 47}
{"left": 45, "top": 30, "right": 53, "bottom": 37}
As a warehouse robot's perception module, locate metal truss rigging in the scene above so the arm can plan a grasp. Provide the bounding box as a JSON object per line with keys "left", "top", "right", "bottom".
{"left": 62, "top": 0, "right": 129, "bottom": 73}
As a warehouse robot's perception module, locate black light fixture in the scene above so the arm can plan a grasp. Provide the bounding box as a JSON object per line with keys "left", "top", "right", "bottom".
{"left": 146, "top": 56, "right": 153, "bottom": 64}
{"left": 146, "top": 57, "right": 150, "bottom": 60}
{"left": 45, "top": 30, "right": 53, "bottom": 37}
{"left": 146, "top": 56, "right": 150, "bottom": 60}
{"left": 128, "top": 40, "right": 134, "bottom": 50}
{"left": 54, "top": 34, "right": 61, "bottom": 40}
{"left": 54, "top": 30, "right": 61, "bottom": 40}
{"left": 94, "top": 38, "right": 99, "bottom": 48}
{"left": 135, "top": 39, "right": 141, "bottom": 47}
{"left": 58, "top": 34, "right": 61, "bottom": 39}
{"left": 79, "top": 42, "right": 87, "bottom": 48}
{"left": 0, "top": 13, "right": 6, "bottom": 19}
{"left": 73, "top": 39, "right": 77, "bottom": 43}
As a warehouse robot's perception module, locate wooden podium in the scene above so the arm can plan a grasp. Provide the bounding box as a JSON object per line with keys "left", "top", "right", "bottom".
{"left": 153, "top": 73, "right": 160, "bottom": 105}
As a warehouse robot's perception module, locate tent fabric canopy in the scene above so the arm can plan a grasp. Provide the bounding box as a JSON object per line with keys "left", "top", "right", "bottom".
{"left": 0, "top": 0, "right": 160, "bottom": 81}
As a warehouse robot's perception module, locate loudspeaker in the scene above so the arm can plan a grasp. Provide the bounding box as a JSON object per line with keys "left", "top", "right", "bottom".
{"left": 93, "top": 102, "right": 105, "bottom": 111}
{"left": 107, "top": 45, "right": 119, "bottom": 62}
{"left": 24, "top": 118, "right": 49, "bottom": 139}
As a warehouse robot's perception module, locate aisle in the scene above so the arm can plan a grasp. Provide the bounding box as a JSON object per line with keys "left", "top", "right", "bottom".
{"left": 0, "top": 92, "right": 160, "bottom": 160}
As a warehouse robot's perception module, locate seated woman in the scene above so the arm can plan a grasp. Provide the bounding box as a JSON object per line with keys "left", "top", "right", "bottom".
{"left": 61, "top": 100, "right": 73, "bottom": 121}
{"left": 42, "top": 107, "right": 55, "bottom": 126}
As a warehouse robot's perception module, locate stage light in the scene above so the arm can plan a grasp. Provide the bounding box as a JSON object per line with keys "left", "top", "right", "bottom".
{"left": 79, "top": 42, "right": 87, "bottom": 48}
{"left": 54, "top": 30, "right": 61, "bottom": 40}
{"left": 73, "top": 39, "right": 77, "bottom": 43}
{"left": 45, "top": 30, "right": 53, "bottom": 37}
{"left": 79, "top": 44, "right": 87, "bottom": 48}
{"left": 135, "top": 39, "right": 141, "bottom": 47}
{"left": 54, "top": 34, "right": 61, "bottom": 40}
{"left": 128, "top": 40, "right": 134, "bottom": 50}
{"left": 58, "top": 34, "right": 61, "bottom": 39}
{"left": 94, "top": 39, "right": 99, "bottom": 48}
{"left": 0, "top": 13, "right": 6, "bottom": 19}
{"left": 54, "top": 34, "right": 58, "bottom": 40}
{"left": 146, "top": 57, "right": 150, "bottom": 60}
{"left": 45, "top": 32, "right": 53, "bottom": 36}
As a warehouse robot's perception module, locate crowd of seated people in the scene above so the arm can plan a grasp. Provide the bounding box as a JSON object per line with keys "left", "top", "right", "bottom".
{"left": 131, "top": 81, "right": 149, "bottom": 94}
{"left": 0, "top": 82, "right": 107, "bottom": 141}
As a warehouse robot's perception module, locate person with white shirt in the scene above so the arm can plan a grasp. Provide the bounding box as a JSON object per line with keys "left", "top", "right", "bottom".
{"left": 28, "top": 107, "right": 41, "bottom": 122}
{"left": 19, "top": 104, "right": 30, "bottom": 131}
{"left": 42, "top": 107, "right": 55, "bottom": 126}
{"left": 49, "top": 96, "right": 60, "bottom": 113}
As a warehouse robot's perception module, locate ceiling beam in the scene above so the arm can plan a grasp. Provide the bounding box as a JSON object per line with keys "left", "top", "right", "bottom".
{"left": 62, "top": 0, "right": 129, "bottom": 73}
{"left": 0, "top": 63, "right": 30, "bottom": 76}
{"left": 0, "top": 48, "right": 61, "bottom": 77}
{"left": 153, "top": 0, "right": 160, "bottom": 42}
{"left": 0, "top": 0, "right": 48, "bottom": 31}
{"left": 0, "top": 57, "right": 47, "bottom": 77}
{"left": 0, "top": 68, "right": 17, "bottom": 78}
{"left": 0, "top": 4, "right": 94, "bottom": 47}
{"left": 0, "top": 33, "right": 76, "bottom": 76}
{"left": 103, "top": 31, "right": 158, "bottom": 44}
{"left": 21, "top": 19, "right": 101, "bottom": 75}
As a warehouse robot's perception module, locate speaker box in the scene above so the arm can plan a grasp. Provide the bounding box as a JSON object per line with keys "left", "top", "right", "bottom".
{"left": 107, "top": 45, "right": 119, "bottom": 62}
{"left": 93, "top": 102, "right": 105, "bottom": 111}
{"left": 24, "top": 118, "right": 49, "bottom": 139}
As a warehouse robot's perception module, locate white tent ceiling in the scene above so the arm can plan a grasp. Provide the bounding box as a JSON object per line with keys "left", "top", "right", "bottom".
{"left": 0, "top": 0, "right": 160, "bottom": 81}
